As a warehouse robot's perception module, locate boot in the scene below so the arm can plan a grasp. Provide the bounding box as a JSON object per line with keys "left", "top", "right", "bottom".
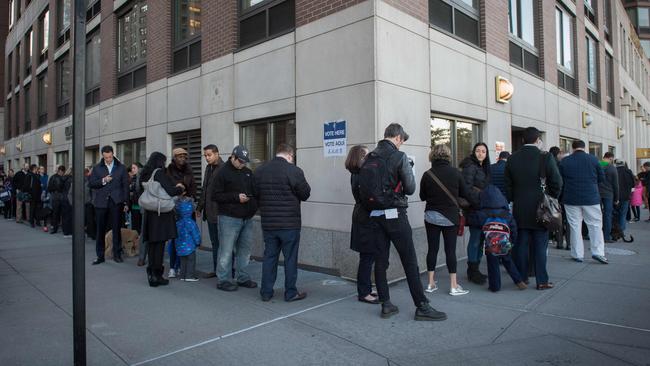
{"left": 467, "top": 262, "right": 486, "bottom": 285}
{"left": 154, "top": 267, "right": 169, "bottom": 286}
{"left": 414, "top": 302, "right": 447, "bottom": 321}
{"left": 147, "top": 267, "right": 158, "bottom": 287}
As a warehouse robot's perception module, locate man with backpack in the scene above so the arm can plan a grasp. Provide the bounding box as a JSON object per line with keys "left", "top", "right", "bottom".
{"left": 357, "top": 123, "right": 446, "bottom": 321}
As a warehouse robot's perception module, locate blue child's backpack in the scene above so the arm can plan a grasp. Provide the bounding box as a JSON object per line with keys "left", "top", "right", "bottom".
{"left": 482, "top": 216, "right": 512, "bottom": 256}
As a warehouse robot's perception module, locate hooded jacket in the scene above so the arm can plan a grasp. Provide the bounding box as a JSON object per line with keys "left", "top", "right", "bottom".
{"left": 598, "top": 161, "right": 619, "bottom": 202}
{"left": 472, "top": 185, "right": 518, "bottom": 244}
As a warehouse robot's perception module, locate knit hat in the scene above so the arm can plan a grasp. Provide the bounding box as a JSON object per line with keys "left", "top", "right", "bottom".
{"left": 172, "top": 148, "right": 189, "bottom": 157}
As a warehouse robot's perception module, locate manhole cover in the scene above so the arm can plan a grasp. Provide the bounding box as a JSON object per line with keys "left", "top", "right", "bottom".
{"left": 605, "top": 247, "right": 636, "bottom": 256}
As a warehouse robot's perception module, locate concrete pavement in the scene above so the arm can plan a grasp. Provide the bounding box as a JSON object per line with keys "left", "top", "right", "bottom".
{"left": 1, "top": 217, "right": 650, "bottom": 365}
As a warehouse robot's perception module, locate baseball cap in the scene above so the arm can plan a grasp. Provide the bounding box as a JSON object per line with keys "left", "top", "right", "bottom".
{"left": 232, "top": 145, "right": 250, "bottom": 163}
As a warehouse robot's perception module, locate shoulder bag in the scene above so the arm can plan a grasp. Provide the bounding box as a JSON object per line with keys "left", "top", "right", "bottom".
{"left": 425, "top": 170, "right": 467, "bottom": 236}
{"left": 536, "top": 152, "right": 562, "bottom": 231}
{"left": 139, "top": 168, "right": 176, "bottom": 215}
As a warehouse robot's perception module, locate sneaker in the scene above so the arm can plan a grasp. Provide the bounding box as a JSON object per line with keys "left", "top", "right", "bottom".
{"left": 414, "top": 302, "right": 447, "bottom": 321}
{"left": 592, "top": 255, "right": 609, "bottom": 264}
{"left": 425, "top": 283, "right": 438, "bottom": 293}
{"left": 516, "top": 282, "right": 528, "bottom": 290}
{"left": 63, "top": 235, "right": 72, "bottom": 239}
{"left": 217, "top": 282, "right": 238, "bottom": 292}
{"left": 380, "top": 301, "right": 399, "bottom": 319}
{"left": 449, "top": 285, "right": 469, "bottom": 296}
{"left": 168, "top": 269, "right": 177, "bottom": 278}
{"left": 182, "top": 277, "right": 199, "bottom": 282}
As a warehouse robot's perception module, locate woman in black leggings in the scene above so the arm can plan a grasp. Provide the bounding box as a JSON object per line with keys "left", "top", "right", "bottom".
{"left": 420, "top": 144, "right": 475, "bottom": 296}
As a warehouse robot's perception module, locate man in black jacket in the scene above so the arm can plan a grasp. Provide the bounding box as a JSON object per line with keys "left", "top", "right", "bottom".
{"left": 13, "top": 163, "right": 29, "bottom": 223}
{"left": 505, "top": 127, "right": 562, "bottom": 290}
{"left": 599, "top": 152, "right": 619, "bottom": 243}
{"left": 89, "top": 145, "right": 130, "bottom": 264}
{"left": 48, "top": 166, "right": 67, "bottom": 234}
{"left": 213, "top": 145, "right": 258, "bottom": 291}
{"left": 197, "top": 144, "right": 225, "bottom": 278}
{"left": 361, "top": 123, "right": 447, "bottom": 321}
{"left": 24, "top": 165, "right": 42, "bottom": 228}
{"left": 255, "top": 144, "right": 310, "bottom": 302}
{"left": 615, "top": 160, "right": 635, "bottom": 236}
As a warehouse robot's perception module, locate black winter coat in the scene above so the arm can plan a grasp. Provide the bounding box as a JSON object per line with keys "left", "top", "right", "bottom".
{"left": 13, "top": 170, "right": 27, "bottom": 193}
{"left": 460, "top": 155, "right": 490, "bottom": 225}
{"left": 254, "top": 157, "right": 311, "bottom": 230}
{"left": 23, "top": 172, "right": 42, "bottom": 202}
{"left": 617, "top": 165, "right": 635, "bottom": 203}
{"left": 350, "top": 171, "right": 374, "bottom": 253}
{"left": 212, "top": 159, "right": 257, "bottom": 219}
{"left": 365, "top": 140, "right": 415, "bottom": 209}
{"left": 197, "top": 158, "right": 224, "bottom": 223}
{"left": 505, "top": 146, "right": 562, "bottom": 230}
{"left": 167, "top": 162, "right": 197, "bottom": 199}
{"left": 419, "top": 159, "right": 475, "bottom": 226}
{"left": 141, "top": 169, "right": 183, "bottom": 243}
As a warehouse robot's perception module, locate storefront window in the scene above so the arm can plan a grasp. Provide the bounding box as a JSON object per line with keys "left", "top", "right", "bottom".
{"left": 241, "top": 117, "right": 296, "bottom": 170}
{"left": 431, "top": 115, "right": 481, "bottom": 167}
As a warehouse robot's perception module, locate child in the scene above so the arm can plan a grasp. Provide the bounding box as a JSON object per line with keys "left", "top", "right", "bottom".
{"left": 174, "top": 197, "right": 201, "bottom": 282}
{"left": 475, "top": 185, "right": 527, "bottom": 292}
{"left": 631, "top": 177, "right": 643, "bottom": 222}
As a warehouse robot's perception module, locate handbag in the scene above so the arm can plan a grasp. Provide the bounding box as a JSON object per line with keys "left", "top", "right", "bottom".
{"left": 425, "top": 170, "right": 466, "bottom": 236}
{"left": 536, "top": 153, "right": 563, "bottom": 231}
{"left": 138, "top": 168, "right": 176, "bottom": 215}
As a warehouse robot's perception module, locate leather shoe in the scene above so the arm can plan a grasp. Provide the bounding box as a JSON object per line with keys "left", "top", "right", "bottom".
{"left": 536, "top": 283, "right": 554, "bottom": 290}
{"left": 137, "top": 259, "right": 145, "bottom": 267}
{"left": 237, "top": 280, "right": 258, "bottom": 289}
{"left": 217, "top": 282, "right": 238, "bottom": 292}
{"left": 286, "top": 292, "right": 307, "bottom": 302}
{"left": 113, "top": 256, "right": 124, "bottom": 263}
{"left": 92, "top": 258, "right": 105, "bottom": 265}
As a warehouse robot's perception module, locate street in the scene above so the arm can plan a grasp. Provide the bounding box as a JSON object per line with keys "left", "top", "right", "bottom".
{"left": 1, "top": 218, "right": 650, "bottom": 365}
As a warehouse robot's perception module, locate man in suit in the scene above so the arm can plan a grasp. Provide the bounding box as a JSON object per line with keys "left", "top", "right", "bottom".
{"left": 89, "top": 145, "right": 130, "bottom": 264}
{"left": 505, "top": 127, "right": 562, "bottom": 290}
{"left": 197, "top": 144, "right": 225, "bottom": 278}
{"left": 560, "top": 140, "right": 608, "bottom": 264}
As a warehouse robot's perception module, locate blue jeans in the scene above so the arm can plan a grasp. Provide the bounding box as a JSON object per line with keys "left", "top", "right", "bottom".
{"left": 486, "top": 253, "right": 522, "bottom": 292}
{"left": 601, "top": 197, "right": 614, "bottom": 240}
{"left": 207, "top": 221, "right": 220, "bottom": 272}
{"left": 513, "top": 229, "right": 549, "bottom": 285}
{"left": 617, "top": 200, "right": 630, "bottom": 234}
{"left": 260, "top": 229, "right": 301, "bottom": 301}
{"left": 467, "top": 226, "right": 484, "bottom": 264}
{"left": 217, "top": 215, "right": 254, "bottom": 284}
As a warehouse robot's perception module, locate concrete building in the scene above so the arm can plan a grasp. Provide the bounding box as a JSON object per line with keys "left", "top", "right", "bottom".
{"left": 3, "top": 0, "right": 650, "bottom": 279}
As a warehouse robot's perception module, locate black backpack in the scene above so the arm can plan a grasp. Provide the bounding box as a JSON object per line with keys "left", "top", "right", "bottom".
{"left": 358, "top": 151, "right": 397, "bottom": 211}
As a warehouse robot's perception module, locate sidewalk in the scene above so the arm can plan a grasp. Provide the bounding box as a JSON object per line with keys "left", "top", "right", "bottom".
{"left": 1, "top": 218, "right": 649, "bottom": 365}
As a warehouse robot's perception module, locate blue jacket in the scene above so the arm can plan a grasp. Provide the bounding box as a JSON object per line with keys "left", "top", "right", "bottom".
{"left": 490, "top": 160, "right": 507, "bottom": 198}
{"left": 559, "top": 150, "right": 604, "bottom": 206}
{"left": 175, "top": 198, "right": 201, "bottom": 256}
{"left": 472, "top": 185, "right": 517, "bottom": 243}
{"left": 89, "top": 157, "right": 129, "bottom": 208}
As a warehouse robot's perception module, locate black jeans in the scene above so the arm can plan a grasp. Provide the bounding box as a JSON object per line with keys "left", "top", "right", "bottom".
{"left": 357, "top": 253, "right": 375, "bottom": 297}
{"left": 61, "top": 200, "right": 73, "bottom": 235}
{"left": 131, "top": 208, "right": 142, "bottom": 235}
{"left": 632, "top": 205, "right": 640, "bottom": 220}
{"left": 425, "top": 222, "right": 458, "bottom": 273}
{"left": 371, "top": 211, "right": 427, "bottom": 307}
{"left": 147, "top": 241, "right": 166, "bottom": 272}
{"left": 50, "top": 197, "right": 63, "bottom": 232}
{"left": 95, "top": 199, "right": 123, "bottom": 259}
{"left": 85, "top": 203, "right": 96, "bottom": 239}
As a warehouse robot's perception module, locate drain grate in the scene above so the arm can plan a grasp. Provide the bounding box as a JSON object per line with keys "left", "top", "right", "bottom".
{"left": 605, "top": 247, "right": 636, "bottom": 256}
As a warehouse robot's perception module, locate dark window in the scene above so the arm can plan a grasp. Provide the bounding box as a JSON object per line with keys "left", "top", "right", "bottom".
{"left": 57, "top": 0, "right": 71, "bottom": 46}
{"left": 240, "top": 116, "right": 296, "bottom": 171}
{"left": 14, "top": 93, "right": 20, "bottom": 136}
{"left": 173, "top": 0, "right": 202, "bottom": 73}
{"left": 171, "top": 130, "right": 203, "bottom": 194}
{"left": 38, "top": 73, "right": 48, "bottom": 126}
{"left": 86, "top": 0, "right": 101, "bottom": 21}
{"left": 7, "top": 99, "right": 12, "bottom": 138}
{"left": 86, "top": 31, "right": 101, "bottom": 106}
{"left": 24, "top": 84, "right": 31, "bottom": 132}
{"left": 38, "top": 10, "right": 49, "bottom": 64}
{"left": 603, "top": 0, "right": 611, "bottom": 43}
{"left": 429, "top": 0, "right": 480, "bottom": 46}
{"left": 57, "top": 54, "right": 71, "bottom": 118}
{"left": 25, "top": 29, "right": 33, "bottom": 76}
{"left": 16, "top": 0, "right": 21, "bottom": 19}
{"left": 239, "top": 0, "right": 295, "bottom": 49}
{"left": 117, "top": 1, "right": 148, "bottom": 94}
{"left": 15, "top": 43, "right": 21, "bottom": 86}
{"left": 584, "top": 0, "right": 597, "bottom": 25}
{"left": 7, "top": 52, "right": 13, "bottom": 91}
{"left": 605, "top": 53, "right": 614, "bottom": 115}
{"left": 510, "top": 41, "right": 540, "bottom": 76}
